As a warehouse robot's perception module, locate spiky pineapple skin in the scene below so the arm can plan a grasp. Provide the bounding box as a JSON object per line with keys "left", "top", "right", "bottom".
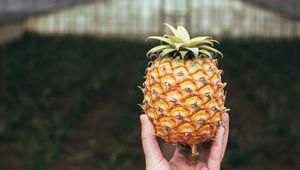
{"left": 142, "top": 56, "right": 226, "bottom": 145}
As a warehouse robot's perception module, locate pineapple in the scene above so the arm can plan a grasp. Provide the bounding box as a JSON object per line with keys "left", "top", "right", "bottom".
{"left": 141, "top": 23, "right": 228, "bottom": 160}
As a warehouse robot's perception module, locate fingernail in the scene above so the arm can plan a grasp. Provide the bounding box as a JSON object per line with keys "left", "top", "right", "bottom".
{"left": 140, "top": 114, "right": 146, "bottom": 124}
{"left": 140, "top": 115, "right": 148, "bottom": 131}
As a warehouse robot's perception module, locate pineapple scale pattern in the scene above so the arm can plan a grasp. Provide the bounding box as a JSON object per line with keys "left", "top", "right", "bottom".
{"left": 142, "top": 57, "right": 226, "bottom": 145}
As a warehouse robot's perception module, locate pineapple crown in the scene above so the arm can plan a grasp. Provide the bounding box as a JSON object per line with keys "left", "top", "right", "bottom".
{"left": 146, "top": 23, "right": 223, "bottom": 59}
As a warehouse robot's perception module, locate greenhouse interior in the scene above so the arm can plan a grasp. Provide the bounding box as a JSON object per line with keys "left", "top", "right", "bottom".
{"left": 0, "top": 0, "right": 300, "bottom": 169}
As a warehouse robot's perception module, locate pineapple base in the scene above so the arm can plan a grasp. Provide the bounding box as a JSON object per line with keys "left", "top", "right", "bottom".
{"left": 179, "top": 142, "right": 213, "bottom": 163}
{"left": 179, "top": 144, "right": 200, "bottom": 163}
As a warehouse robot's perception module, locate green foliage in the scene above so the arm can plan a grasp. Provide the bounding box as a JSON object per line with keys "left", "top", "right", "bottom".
{"left": 0, "top": 33, "right": 299, "bottom": 170}
{"left": 146, "top": 23, "right": 221, "bottom": 59}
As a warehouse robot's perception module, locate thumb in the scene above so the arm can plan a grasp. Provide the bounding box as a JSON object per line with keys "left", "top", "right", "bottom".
{"left": 140, "top": 114, "right": 164, "bottom": 166}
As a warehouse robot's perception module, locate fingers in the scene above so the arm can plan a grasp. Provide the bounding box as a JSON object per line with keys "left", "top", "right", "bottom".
{"left": 207, "top": 124, "right": 225, "bottom": 169}
{"left": 140, "top": 114, "right": 164, "bottom": 166}
{"left": 207, "top": 112, "right": 230, "bottom": 170}
{"left": 221, "top": 112, "right": 230, "bottom": 159}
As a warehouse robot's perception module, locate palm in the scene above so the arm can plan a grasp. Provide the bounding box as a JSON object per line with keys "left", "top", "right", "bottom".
{"left": 145, "top": 144, "right": 221, "bottom": 170}
{"left": 140, "top": 113, "right": 229, "bottom": 170}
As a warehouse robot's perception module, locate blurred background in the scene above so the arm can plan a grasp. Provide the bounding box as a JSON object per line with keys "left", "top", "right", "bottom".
{"left": 0, "top": 0, "right": 300, "bottom": 169}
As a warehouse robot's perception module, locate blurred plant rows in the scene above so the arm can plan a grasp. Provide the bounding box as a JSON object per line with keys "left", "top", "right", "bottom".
{"left": 0, "top": 33, "right": 299, "bottom": 170}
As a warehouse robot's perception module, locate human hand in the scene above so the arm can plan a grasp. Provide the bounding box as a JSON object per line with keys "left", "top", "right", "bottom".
{"left": 140, "top": 112, "right": 229, "bottom": 170}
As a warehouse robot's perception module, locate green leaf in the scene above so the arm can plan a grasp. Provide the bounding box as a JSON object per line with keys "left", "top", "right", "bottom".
{"left": 210, "top": 39, "right": 220, "bottom": 45}
{"left": 190, "top": 36, "right": 211, "bottom": 42}
{"left": 146, "top": 45, "right": 169, "bottom": 56}
{"left": 179, "top": 51, "right": 189, "bottom": 59}
{"left": 164, "top": 23, "right": 179, "bottom": 37}
{"left": 189, "top": 40, "right": 214, "bottom": 47}
{"left": 184, "top": 47, "right": 199, "bottom": 56}
{"left": 177, "top": 26, "right": 190, "bottom": 42}
{"left": 174, "top": 43, "right": 184, "bottom": 50}
{"left": 199, "top": 49, "right": 213, "bottom": 58}
{"left": 198, "top": 45, "right": 223, "bottom": 57}
{"left": 165, "top": 35, "right": 183, "bottom": 43}
{"left": 160, "top": 48, "right": 176, "bottom": 57}
{"left": 146, "top": 36, "right": 174, "bottom": 46}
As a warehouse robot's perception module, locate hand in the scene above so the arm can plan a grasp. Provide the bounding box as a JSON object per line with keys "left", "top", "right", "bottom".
{"left": 140, "top": 113, "right": 229, "bottom": 170}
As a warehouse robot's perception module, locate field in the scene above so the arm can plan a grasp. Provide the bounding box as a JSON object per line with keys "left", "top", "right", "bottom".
{"left": 0, "top": 33, "right": 299, "bottom": 170}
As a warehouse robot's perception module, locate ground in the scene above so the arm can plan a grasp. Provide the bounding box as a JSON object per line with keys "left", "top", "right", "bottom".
{"left": 0, "top": 33, "right": 299, "bottom": 170}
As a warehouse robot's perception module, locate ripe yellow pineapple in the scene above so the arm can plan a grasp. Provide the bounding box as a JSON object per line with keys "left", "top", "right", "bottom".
{"left": 141, "top": 23, "right": 228, "bottom": 159}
